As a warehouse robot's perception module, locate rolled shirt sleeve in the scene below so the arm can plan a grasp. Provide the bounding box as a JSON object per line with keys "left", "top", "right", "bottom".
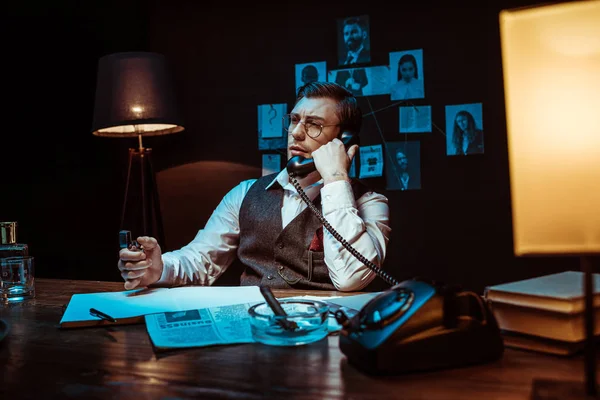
{"left": 320, "top": 180, "right": 391, "bottom": 291}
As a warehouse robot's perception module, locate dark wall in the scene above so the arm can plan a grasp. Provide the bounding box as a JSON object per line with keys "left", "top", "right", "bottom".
{"left": 2, "top": 0, "right": 578, "bottom": 292}
{"left": 3, "top": 0, "right": 149, "bottom": 281}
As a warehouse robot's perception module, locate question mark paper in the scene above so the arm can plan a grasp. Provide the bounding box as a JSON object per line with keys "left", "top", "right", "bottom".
{"left": 258, "top": 104, "right": 285, "bottom": 138}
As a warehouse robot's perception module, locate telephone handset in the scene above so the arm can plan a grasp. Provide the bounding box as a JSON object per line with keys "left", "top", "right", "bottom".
{"left": 285, "top": 131, "right": 504, "bottom": 376}
{"left": 286, "top": 131, "right": 360, "bottom": 179}
{"left": 285, "top": 131, "right": 400, "bottom": 288}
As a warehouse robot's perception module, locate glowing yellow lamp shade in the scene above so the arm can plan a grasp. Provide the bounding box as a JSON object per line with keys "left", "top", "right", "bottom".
{"left": 500, "top": 0, "right": 600, "bottom": 256}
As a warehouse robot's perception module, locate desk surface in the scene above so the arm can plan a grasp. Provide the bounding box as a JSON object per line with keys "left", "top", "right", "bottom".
{"left": 0, "top": 279, "right": 594, "bottom": 399}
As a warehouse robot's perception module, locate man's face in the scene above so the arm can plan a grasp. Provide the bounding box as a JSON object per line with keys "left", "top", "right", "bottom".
{"left": 343, "top": 23, "right": 365, "bottom": 52}
{"left": 287, "top": 97, "right": 340, "bottom": 161}
{"left": 301, "top": 69, "right": 317, "bottom": 84}
{"left": 396, "top": 152, "right": 408, "bottom": 170}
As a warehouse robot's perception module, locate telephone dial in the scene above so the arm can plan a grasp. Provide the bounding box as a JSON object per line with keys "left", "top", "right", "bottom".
{"left": 286, "top": 134, "right": 504, "bottom": 376}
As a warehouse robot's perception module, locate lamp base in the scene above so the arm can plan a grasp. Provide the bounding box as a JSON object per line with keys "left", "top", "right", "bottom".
{"left": 531, "top": 379, "right": 599, "bottom": 399}
{"left": 120, "top": 147, "right": 165, "bottom": 248}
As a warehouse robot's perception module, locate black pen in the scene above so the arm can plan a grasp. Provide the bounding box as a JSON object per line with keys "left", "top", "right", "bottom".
{"left": 259, "top": 286, "right": 298, "bottom": 331}
{"left": 89, "top": 308, "right": 117, "bottom": 323}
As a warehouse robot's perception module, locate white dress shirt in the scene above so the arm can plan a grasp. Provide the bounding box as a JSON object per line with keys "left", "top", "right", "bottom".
{"left": 344, "top": 45, "right": 365, "bottom": 65}
{"left": 390, "top": 78, "right": 424, "bottom": 101}
{"left": 158, "top": 169, "right": 391, "bottom": 291}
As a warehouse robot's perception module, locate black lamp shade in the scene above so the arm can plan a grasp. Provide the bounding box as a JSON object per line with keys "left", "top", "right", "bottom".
{"left": 91, "top": 52, "right": 184, "bottom": 137}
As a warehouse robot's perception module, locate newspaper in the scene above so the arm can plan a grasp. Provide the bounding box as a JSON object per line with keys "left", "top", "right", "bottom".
{"left": 144, "top": 302, "right": 259, "bottom": 350}
{"left": 144, "top": 294, "right": 378, "bottom": 350}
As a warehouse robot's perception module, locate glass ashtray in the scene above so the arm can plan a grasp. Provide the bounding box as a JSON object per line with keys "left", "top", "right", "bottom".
{"left": 248, "top": 299, "right": 330, "bottom": 346}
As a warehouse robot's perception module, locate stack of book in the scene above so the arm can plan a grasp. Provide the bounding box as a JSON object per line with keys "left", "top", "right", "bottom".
{"left": 484, "top": 271, "right": 600, "bottom": 356}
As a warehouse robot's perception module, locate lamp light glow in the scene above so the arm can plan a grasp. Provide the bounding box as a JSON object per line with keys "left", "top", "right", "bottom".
{"left": 500, "top": 1, "right": 600, "bottom": 257}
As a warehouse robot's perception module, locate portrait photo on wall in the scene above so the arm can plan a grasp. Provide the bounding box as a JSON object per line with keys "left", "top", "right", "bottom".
{"left": 385, "top": 141, "right": 421, "bottom": 191}
{"left": 359, "top": 144, "right": 383, "bottom": 179}
{"left": 337, "top": 15, "right": 371, "bottom": 67}
{"left": 389, "top": 49, "right": 425, "bottom": 101}
{"left": 349, "top": 157, "right": 356, "bottom": 178}
{"left": 328, "top": 66, "right": 390, "bottom": 97}
{"left": 329, "top": 67, "right": 368, "bottom": 96}
{"left": 294, "top": 61, "right": 327, "bottom": 94}
{"left": 445, "top": 102, "right": 484, "bottom": 156}
{"left": 399, "top": 105, "right": 431, "bottom": 133}
{"left": 257, "top": 103, "right": 288, "bottom": 150}
{"left": 262, "top": 153, "right": 281, "bottom": 176}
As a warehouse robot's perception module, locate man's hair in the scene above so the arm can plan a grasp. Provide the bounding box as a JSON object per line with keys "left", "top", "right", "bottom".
{"left": 296, "top": 81, "right": 362, "bottom": 136}
{"left": 343, "top": 16, "right": 365, "bottom": 30}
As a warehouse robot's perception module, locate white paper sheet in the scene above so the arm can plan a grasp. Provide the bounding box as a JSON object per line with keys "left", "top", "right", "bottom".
{"left": 60, "top": 286, "right": 264, "bottom": 325}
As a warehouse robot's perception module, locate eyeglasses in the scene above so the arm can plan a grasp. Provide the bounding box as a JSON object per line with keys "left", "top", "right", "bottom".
{"left": 282, "top": 114, "right": 339, "bottom": 139}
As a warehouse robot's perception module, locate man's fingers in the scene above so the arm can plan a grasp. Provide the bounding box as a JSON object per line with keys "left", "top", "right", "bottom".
{"left": 119, "top": 248, "right": 147, "bottom": 261}
{"left": 118, "top": 259, "right": 150, "bottom": 272}
{"left": 347, "top": 144, "right": 359, "bottom": 161}
{"left": 122, "top": 269, "right": 146, "bottom": 280}
{"left": 137, "top": 236, "right": 159, "bottom": 250}
{"left": 124, "top": 278, "right": 142, "bottom": 290}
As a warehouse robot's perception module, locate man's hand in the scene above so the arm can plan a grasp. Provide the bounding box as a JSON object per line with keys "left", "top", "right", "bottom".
{"left": 312, "top": 138, "right": 359, "bottom": 185}
{"left": 118, "top": 236, "right": 164, "bottom": 290}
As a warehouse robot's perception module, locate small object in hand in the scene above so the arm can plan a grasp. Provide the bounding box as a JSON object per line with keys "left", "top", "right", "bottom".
{"left": 119, "top": 230, "right": 143, "bottom": 252}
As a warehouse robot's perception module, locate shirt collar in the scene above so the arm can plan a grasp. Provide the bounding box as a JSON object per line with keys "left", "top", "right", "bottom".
{"left": 346, "top": 45, "right": 364, "bottom": 63}
{"left": 266, "top": 169, "right": 324, "bottom": 196}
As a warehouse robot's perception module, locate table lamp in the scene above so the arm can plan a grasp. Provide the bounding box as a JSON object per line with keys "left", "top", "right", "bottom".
{"left": 500, "top": 1, "right": 600, "bottom": 398}
{"left": 91, "top": 52, "right": 184, "bottom": 248}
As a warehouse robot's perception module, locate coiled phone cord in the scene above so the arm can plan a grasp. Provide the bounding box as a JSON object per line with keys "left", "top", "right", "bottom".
{"left": 289, "top": 174, "right": 400, "bottom": 287}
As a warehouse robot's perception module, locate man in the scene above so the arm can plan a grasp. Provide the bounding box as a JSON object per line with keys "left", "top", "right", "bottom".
{"left": 390, "top": 148, "right": 420, "bottom": 191}
{"left": 118, "top": 82, "right": 390, "bottom": 292}
{"left": 396, "top": 150, "right": 411, "bottom": 191}
{"left": 334, "top": 68, "right": 368, "bottom": 97}
{"left": 340, "top": 16, "right": 371, "bottom": 66}
{"left": 300, "top": 64, "right": 319, "bottom": 85}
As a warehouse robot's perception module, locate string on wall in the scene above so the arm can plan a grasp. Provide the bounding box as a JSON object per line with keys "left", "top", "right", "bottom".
{"left": 255, "top": 14, "right": 485, "bottom": 191}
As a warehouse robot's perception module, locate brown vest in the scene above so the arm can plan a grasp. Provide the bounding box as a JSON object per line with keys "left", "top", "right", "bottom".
{"left": 226, "top": 173, "right": 368, "bottom": 289}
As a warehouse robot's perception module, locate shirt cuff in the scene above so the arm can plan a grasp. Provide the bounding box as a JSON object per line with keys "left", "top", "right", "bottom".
{"left": 156, "top": 253, "right": 176, "bottom": 285}
{"left": 321, "top": 180, "right": 356, "bottom": 214}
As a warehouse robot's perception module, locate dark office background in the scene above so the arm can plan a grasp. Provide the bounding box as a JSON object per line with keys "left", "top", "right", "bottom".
{"left": 2, "top": 0, "right": 577, "bottom": 293}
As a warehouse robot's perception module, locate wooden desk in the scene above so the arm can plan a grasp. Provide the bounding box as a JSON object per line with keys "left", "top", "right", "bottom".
{"left": 0, "top": 279, "right": 593, "bottom": 399}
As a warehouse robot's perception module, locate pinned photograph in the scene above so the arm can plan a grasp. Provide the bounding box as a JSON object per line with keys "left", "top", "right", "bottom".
{"left": 359, "top": 144, "right": 383, "bottom": 179}
{"left": 445, "top": 103, "right": 484, "bottom": 156}
{"left": 295, "top": 62, "right": 326, "bottom": 94}
{"left": 257, "top": 103, "right": 288, "bottom": 150}
{"left": 389, "top": 49, "right": 425, "bottom": 101}
{"left": 262, "top": 154, "right": 281, "bottom": 177}
{"left": 399, "top": 105, "right": 431, "bottom": 133}
{"left": 337, "top": 15, "right": 371, "bottom": 66}
{"left": 328, "top": 66, "right": 390, "bottom": 97}
{"left": 385, "top": 141, "right": 421, "bottom": 191}
{"left": 349, "top": 157, "right": 356, "bottom": 178}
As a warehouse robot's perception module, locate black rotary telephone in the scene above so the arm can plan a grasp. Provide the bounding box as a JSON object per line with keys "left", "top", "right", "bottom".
{"left": 286, "top": 136, "right": 504, "bottom": 376}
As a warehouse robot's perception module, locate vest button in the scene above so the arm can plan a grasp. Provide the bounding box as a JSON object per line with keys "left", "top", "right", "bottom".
{"left": 278, "top": 243, "right": 284, "bottom": 249}
{"left": 267, "top": 275, "right": 274, "bottom": 280}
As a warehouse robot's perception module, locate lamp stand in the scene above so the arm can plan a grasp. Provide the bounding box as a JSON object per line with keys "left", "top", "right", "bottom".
{"left": 531, "top": 256, "right": 598, "bottom": 399}
{"left": 120, "top": 136, "right": 166, "bottom": 249}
